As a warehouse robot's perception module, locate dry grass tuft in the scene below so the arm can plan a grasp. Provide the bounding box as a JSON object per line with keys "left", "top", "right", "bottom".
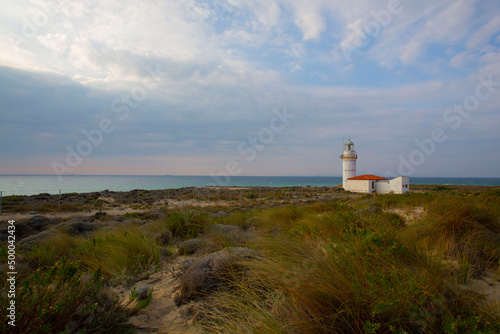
{"left": 421, "top": 198, "right": 500, "bottom": 277}
{"left": 41, "top": 224, "right": 164, "bottom": 280}
{"left": 199, "top": 199, "right": 500, "bottom": 333}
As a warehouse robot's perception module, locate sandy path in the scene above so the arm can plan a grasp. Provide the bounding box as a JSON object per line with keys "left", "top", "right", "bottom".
{"left": 388, "top": 207, "right": 425, "bottom": 225}
{"left": 112, "top": 256, "right": 203, "bottom": 334}
{"left": 0, "top": 198, "right": 238, "bottom": 223}
{"left": 464, "top": 270, "right": 500, "bottom": 313}
{"left": 0, "top": 193, "right": 335, "bottom": 224}
{"left": 0, "top": 207, "right": 147, "bottom": 223}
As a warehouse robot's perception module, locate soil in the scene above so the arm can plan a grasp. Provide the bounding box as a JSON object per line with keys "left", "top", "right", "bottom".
{"left": 112, "top": 256, "right": 204, "bottom": 334}
{"left": 388, "top": 206, "right": 426, "bottom": 225}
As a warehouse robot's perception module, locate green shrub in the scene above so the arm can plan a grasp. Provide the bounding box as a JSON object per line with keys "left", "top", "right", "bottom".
{"left": 37, "top": 202, "right": 82, "bottom": 212}
{"left": 434, "top": 186, "right": 452, "bottom": 191}
{"left": 246, "top": 193, "right": 257, "bottom": 199}
{"left": 0, "top": 259, "right": 132, "bottom": 333}
{"left": 23, "top": 244, "right": 59, "bottom": 271}
{"left": 136, "top": 288, "right": 154, "bottom": 310}
{"left": 3, "top": 195, "right": 25, "bottom": 202}
{"left": 165, "top": 210, "right": 210, "bottom": 239}
{"left": 485, "top": 188, "right": 500, "bottom": 197}
{"left": 123, "top": 212, "right": 143, "bottom": 219}
{"left": 44, "top": 225, "right": 163, "bottom": 280}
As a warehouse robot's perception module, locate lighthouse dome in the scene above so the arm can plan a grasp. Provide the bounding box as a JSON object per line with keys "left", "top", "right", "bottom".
{"left": 344, "top": 139, "right": 355, "bottom": 151}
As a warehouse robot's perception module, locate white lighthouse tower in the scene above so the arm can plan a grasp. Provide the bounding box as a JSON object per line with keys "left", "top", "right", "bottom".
{"left": 340, "top": 139, "right": 357, "bottom": 189}
{"left": 338, "top": 139, "right": 409, "bottom": 193}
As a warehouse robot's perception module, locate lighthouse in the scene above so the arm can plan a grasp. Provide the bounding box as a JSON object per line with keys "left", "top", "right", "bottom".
{"left": 338, "top": 138, "right": 410, "bottom": 194}
{"left": 340, "top": 139, "right": 357, "bottom": 189}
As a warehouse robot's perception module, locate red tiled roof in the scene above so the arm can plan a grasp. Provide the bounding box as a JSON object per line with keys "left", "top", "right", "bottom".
{"left": 347, "top": 174, "right": 388, "bottom": 180}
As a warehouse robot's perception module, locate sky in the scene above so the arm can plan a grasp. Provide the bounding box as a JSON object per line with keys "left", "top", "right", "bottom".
{"left": 0, "top": 0, "right": 499, "bottom": 178}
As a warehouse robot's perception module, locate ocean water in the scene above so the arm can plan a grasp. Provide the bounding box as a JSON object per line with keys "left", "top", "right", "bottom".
{"left": 0, "top": 175, "right": 499, "bottom": 196}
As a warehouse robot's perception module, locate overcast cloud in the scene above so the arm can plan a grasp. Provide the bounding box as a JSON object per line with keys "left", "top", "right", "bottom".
{"left": 0, "top": 0, "right": 499, "bottom": 177}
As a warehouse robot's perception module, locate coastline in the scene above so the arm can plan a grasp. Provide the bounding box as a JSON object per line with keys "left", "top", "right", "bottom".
{"left": 1, "top": 175, "right": 500, "bottom": 197}
{"left": 1, "top": 184, "right": 499, "bottom": 223}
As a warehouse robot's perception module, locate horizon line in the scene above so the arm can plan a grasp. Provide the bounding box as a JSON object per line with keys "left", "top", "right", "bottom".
{"left": 1, "top": 174, "right": 500, "bottom": 179}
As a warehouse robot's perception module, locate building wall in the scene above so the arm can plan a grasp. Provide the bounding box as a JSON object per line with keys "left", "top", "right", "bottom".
{"left": 345, "top": 173, "right": 410, "bottom": 194}
{"left": 374, "top": 176, "right": 410, "bottom": 194}
{"left": 389, "top": 176, "right": 410, "bottom": 194}
{"left": 375, "top": 181, "right": 391, "bottom": 193}
{"left": 345, "top": 179, "right": 371, "bottom": 193}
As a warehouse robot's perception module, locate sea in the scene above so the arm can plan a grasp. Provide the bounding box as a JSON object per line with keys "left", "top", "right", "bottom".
{"left": 0, "top": 175, "right": 499, "bottom": 196}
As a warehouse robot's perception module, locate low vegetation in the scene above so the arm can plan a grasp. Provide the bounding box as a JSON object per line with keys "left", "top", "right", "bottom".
{"left": 1, "top": 186, "right": 499, "bottom": 333}
{"left": 49, "top": 225, "right": 164, "bottom": 280}
{"left": 0, "top": 259, "right": 133, "bottom": 333}
{"left": 200, "top": 190, "right": 500, "bottom": 333}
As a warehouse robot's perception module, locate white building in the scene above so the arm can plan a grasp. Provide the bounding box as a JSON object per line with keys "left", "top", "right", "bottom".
{"left": 340, "top": 139, "right": 409, "bottom": 194}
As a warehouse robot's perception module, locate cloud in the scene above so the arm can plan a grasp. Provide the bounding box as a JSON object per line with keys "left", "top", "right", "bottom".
{"left": 36, "top": 33, "right": 68, "bottom": 53}
{"left": 466, "top": 14, "right": 500, "bottom": 49}
{"left": 339, "top": 18, "right": 368, "bottom": 52}
{"left": 286, "top": 43, "right": 305, "bottom": 58}
{"left": 449, "top": 52, "right": 475, "bottom": 68}
{"left": 0, "top": 0, "right": 499, "bottom": 177}
{"left": 1, "top": 0, "right": 218, "bottom": 81}
{"left": 226, "top": 0, "right": 282, "bottom": 30}
{"left": 288, "top": 0, "right": 326, "bottom": 40}
{"left": 289, "top": 62, "right": 302, "bottom": 72}
{"left": 335, "top": 0, "right": 498, "bottom": 71}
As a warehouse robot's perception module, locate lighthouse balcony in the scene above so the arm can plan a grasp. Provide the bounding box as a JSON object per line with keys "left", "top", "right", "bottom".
{"left": 340, "top": 152, "right": 358, "bottom": 159}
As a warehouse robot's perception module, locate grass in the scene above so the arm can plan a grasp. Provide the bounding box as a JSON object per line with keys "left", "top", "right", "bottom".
{"left": 165, "top": 210, "right": 211, "bottom": 239}
{"left": 37, "top": 202, "right": 83, "bottom": 212}
{"left": 199, "top": 194, "right": 500, "bottom": 333}
{"left": 418, "top": 198, "right": 500, "bottom": 278}
{"left": 0, "top": 219, "right": 168, "bottom": 332}
{"left": 44, "top": 224, "right": 164, "bottom": 280}
{"left": 2, "top": 186, "right": 499, "bottom": 333}
{"left": 1, "top": 195, "right": 90, "bottom": 212}
{"left": 0, "top": 259, "right": 133, "bottom": 333}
